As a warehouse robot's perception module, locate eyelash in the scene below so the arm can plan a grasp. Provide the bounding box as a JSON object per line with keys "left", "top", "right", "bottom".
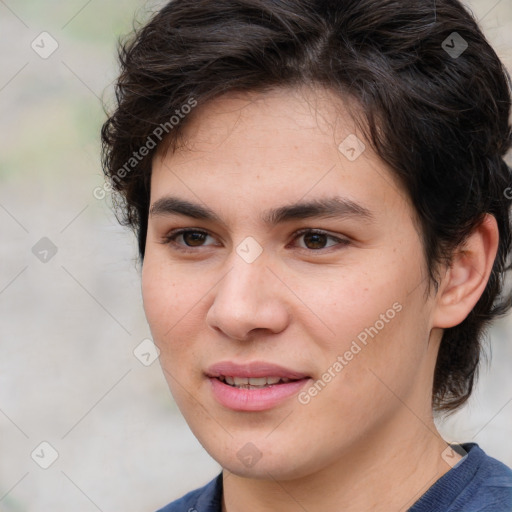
{"left": 160, "top": 228, "right": 350, "bottom": 254}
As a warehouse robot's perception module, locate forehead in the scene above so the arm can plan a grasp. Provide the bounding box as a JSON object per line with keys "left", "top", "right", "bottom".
{"left": 150, "top": 86, "right": 411, "bottom": 225}
{"left": 159, "top": 86, "right": 358, "bottom": 157}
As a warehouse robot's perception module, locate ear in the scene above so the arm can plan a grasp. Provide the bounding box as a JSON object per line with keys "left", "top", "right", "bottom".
{"left": 432, "top": 214, "right": 499, "bottom": 329}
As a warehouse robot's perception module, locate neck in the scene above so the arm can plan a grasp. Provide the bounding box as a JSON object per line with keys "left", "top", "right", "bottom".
{"left": 221, "top": 409, "right": 460, "bottom": 512}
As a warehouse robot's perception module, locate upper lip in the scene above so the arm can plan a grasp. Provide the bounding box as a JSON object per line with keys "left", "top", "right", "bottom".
{"left": 206, "top": 361, "right": 309, "bottom": 380}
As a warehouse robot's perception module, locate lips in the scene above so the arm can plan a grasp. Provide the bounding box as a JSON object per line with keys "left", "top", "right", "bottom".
{"left": 206, "top": 361, "right": 309, "bottom": 380}
{"left": 206, "top": 361, "right": 311, "bottom": 411}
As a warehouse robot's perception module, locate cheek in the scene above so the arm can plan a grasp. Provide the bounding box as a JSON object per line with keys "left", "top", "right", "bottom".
{"left": 141, "top": 259, "right": 193, "bottom": 349}
{"left": 291, "top": 267, "right": 399, "bottom": 351}
{"left": 326, "top": 298, "right": 429, "bottom": 421}
{"left": 141, "top": 260, "right": 172, "bottom": 332}
{"left": 305, "top": 267, "right": 425, "bottom": 390}
{"left": 141, "top": 260, "right": 205, "bottom": 403}
{"left": 141, "top": 256, "right": 215, "bottom": 377}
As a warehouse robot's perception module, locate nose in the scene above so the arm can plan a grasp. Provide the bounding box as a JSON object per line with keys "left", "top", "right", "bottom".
{"left": 206, "top": 256, "right": 290, "bottom": 341}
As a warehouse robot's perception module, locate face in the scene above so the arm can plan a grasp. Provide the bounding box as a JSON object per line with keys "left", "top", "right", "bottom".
{"left": 142, "top": 86, "right": 440, "bottom": 480}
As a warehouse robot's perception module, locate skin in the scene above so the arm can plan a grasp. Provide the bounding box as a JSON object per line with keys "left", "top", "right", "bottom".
{"left": 141, "top": 86, "right": 498, "bottom": 511}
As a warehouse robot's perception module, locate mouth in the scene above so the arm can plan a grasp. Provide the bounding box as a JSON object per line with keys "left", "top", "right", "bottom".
{"left": 215, "top": 375, "right": 301, "bottom": 389}
{"left": 205, "top": 361, "right": 311, "bottom": 411}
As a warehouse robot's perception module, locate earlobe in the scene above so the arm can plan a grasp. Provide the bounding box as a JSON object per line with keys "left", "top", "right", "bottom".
{"left": 432, "top": 214, "right": 499, "bottom": 329}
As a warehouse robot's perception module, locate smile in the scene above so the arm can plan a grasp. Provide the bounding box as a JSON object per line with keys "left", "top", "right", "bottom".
{"left": 217, "top": 376, "right": 295, "bottom": 388}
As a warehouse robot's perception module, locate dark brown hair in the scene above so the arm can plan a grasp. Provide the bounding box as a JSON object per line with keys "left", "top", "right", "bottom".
{"left": 101, "top": 0, "right": 512, "bottom": 413}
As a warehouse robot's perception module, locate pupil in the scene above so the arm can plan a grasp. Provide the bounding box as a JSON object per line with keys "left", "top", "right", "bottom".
{"left": 184, "top": 232, "right": 206, "bottom": 246}
{"left": 304, "top": 233, "right": 326, "bottom": 249}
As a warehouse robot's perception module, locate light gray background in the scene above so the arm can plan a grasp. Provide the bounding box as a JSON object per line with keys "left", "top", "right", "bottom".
{"left": 0, "top": 1, "right": 511, "bottom": 510}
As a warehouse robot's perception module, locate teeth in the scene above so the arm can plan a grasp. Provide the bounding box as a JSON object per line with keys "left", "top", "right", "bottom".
{"left": 248, "top": 377, "right": 267, "bottom": 386}
{"left": 220, "top": 376, "right": 291, "bottom": 388}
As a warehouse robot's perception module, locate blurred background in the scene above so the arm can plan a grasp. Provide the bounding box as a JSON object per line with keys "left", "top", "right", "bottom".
{"left": 0, "top": 1, "right": 511, "bottom": 510}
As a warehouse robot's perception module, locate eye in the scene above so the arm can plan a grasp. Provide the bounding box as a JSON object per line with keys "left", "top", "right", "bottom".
{"left": 291, "top": 228, "right": 350, "bottom": 251}
{"left": 161, "top": 229, "right": 218, "bottom": 252}
{"left": 160, "top": 227, "right": 350, "bottom": 253}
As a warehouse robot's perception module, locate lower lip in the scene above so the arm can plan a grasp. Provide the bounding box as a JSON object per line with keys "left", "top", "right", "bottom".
{"left": 208, "top": 377, "right": 310, "bottom": 411}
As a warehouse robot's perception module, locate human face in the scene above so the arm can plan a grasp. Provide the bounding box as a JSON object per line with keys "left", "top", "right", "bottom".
{"left": 142, "top": 87, "right": 440, "bottom": 480}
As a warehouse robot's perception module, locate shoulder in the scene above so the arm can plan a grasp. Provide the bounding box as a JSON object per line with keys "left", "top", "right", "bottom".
{"left": 410, "top": 443, "right": 512, "bottom": 512}
{"left": 155, "top": 472, "right": 223, "bottom": 512}
{"left": 461, "top": 443, "right": 512, "bottom": 510}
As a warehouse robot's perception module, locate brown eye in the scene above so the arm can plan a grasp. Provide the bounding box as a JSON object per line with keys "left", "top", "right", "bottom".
{"left": 182, "top": 231, "right": 208, "bottom": 246}
{"left": 292, "top": 229, "right": 350, "bottom": 251}
{"left": 162, "top": 229, "right": 217, "bottom": 252}
{"left": 303, "top": 232, "right": 329, "bottom": 249}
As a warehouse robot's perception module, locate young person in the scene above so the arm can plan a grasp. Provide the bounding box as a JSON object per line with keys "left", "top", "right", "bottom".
{"left": 101, "top": 0, "right": 512, "bottom": 510}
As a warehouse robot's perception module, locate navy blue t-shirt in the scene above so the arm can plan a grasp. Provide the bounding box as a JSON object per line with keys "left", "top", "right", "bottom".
{"left": 156, "top": 443, "right": 512, "bottom": 511}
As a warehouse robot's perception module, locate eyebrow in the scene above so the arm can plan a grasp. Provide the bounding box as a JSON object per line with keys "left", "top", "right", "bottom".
{"left": 149, "top": 195, "right": 374, "bottom": 226}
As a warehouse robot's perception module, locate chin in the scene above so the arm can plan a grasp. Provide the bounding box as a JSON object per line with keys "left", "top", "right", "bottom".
{"left": 205, "top": 441, "right": 317, "bottom": 481}
{"left": 224, "top": 460, "right": 309, "bottom": 481}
